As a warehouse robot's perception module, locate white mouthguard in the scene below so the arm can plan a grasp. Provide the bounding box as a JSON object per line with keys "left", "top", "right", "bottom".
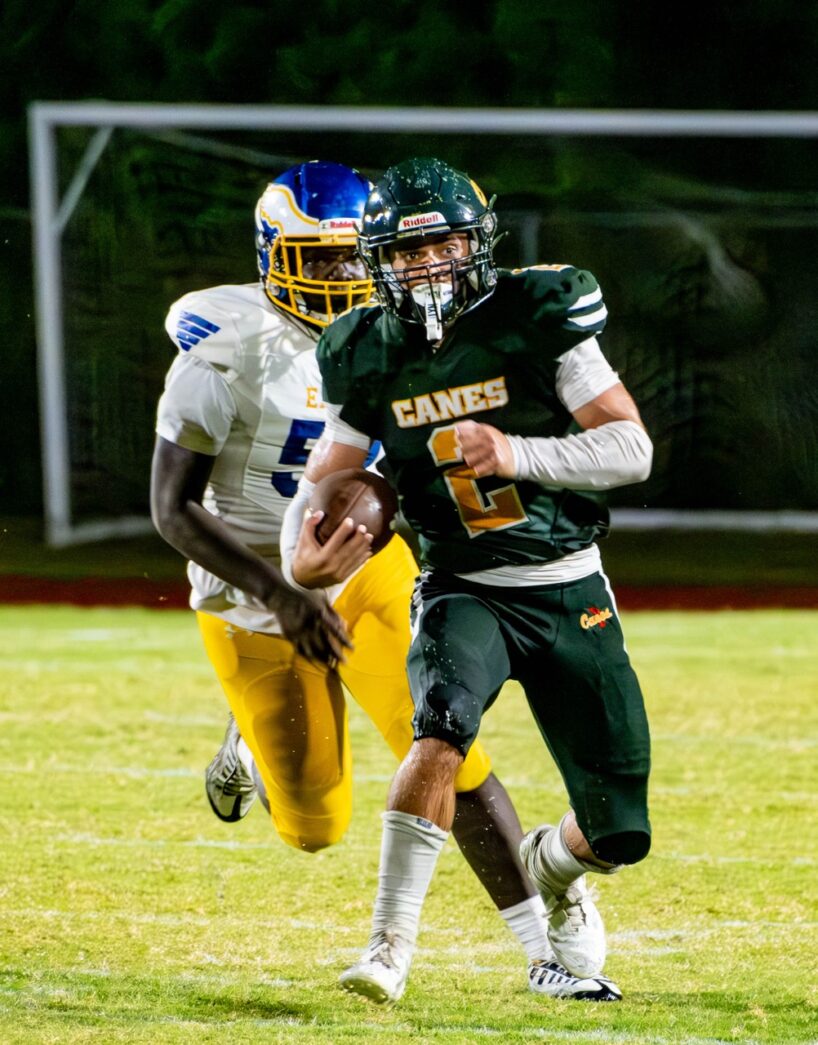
{"left": 411, "top": 283, "right": 454, "bottom": 341}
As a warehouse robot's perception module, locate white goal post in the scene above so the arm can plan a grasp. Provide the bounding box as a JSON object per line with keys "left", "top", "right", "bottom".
{"left": 28, "top": 102, "right": 818, "bottom": 546}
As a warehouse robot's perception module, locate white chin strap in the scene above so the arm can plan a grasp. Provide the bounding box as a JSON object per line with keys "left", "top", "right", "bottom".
{"left": 411, "top": 283, "right": 454, "bottom": 341}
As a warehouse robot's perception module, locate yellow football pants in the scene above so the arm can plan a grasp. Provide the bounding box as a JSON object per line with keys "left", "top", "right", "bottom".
{"left": 196, "top": 535, "right": 492, "bottom": 851}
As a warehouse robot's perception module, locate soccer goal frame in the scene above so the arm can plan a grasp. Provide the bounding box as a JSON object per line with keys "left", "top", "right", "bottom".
{"left": 28, "top": 101, "right": 818, "bottom": 546}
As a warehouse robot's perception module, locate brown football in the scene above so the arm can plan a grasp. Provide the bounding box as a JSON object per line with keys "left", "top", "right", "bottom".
{"left": 309, "top": 468, "right": 399, "bottom": 554}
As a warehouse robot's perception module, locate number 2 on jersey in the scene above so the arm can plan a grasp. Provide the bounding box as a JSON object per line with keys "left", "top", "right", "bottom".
{"left": 428, "top": 426, "right": 528, "bottom": 537}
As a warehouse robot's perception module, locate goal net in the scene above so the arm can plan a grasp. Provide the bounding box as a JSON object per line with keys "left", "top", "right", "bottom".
{"left": 29, "top": 104, "right": 818, "bottom": 544}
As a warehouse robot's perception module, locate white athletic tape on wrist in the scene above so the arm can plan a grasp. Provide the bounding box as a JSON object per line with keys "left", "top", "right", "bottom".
{"left": 279, "top": 477, "right": 316, "bottom": 592}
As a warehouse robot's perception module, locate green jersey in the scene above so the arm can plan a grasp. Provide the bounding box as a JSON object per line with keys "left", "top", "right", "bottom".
{"left": 317, "top": 265, "right": 610, "bottom": 573}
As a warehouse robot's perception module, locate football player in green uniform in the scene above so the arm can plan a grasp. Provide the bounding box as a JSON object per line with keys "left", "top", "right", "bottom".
{"left": 282, "top": 157, "right": 653, "bottom": 1006}
{"left": 154, "top": 160, "right": 621, "bottom": 1005}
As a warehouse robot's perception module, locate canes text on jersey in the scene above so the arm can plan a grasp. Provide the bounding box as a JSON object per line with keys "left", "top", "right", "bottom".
{"left": 392, "top": 376, "right": 508, "bottom": 429}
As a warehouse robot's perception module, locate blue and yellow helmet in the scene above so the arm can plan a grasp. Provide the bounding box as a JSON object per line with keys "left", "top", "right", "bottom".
{"left": 255, "top": 161, "right": 373, "bottom": 328}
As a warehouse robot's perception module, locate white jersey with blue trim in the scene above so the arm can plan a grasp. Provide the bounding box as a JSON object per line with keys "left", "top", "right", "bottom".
{"left": 156, "top": 282, "right": 328, "bottom": 632}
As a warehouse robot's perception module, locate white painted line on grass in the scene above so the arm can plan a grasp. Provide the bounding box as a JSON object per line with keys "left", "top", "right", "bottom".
{"left": 0, "top": 764, "right": 201, "bottom": 778}
{"left": 229, "top": 1026, "right": 756, "bottom": 1044}
{"left": 42, "top": 833, "right": 818, "bottom": 867}
{"left": 15, "top": 1008, "right": 759, "bottom": 1045}
{"left": 143, "top": 711, "right": 226, "bottom": 726}
{"left": 8, "top": 908, "right": 816, "bottom": 937}
{"left": 650, "top": 733, "right": 818, "bottom": 749}
{"left": 0, "top": 764, "right": 813, "bottom": 808}
{"left": 653, "top": 852, "right": 818, "bottom": 866}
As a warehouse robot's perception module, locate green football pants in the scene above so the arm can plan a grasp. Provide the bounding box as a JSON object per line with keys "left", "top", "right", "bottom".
{"left": 407, "top": 568, "right": 651, "bottom": 859}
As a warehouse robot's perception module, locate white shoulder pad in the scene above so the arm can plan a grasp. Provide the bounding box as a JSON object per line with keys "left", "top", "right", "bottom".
{"left": 164, "top": 284, "right": 262, "bottom": 371}
{"left": 156, "top": 353, "right": 236, "bottom": 455}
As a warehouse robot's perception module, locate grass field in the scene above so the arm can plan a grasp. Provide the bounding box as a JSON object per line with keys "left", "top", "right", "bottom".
{"left": 0, "top": 605, "right": 816, "bottom": 1044}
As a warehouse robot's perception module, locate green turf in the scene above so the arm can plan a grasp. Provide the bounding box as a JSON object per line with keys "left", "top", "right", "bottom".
{"left": 0, "top": 517, "right": 183, "bottom": 581}
{"left": 0, "top": 606, "right": 816, "bottom": 1043}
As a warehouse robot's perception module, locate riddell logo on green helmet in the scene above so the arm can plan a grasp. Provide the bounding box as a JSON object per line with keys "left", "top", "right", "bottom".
{"left": 398, "top": 212, "right": 448, "bottom": 231}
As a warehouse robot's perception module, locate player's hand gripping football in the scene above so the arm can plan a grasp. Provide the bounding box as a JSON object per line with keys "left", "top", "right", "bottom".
{"left": 291, "top": 509, "right": 374, "bottom": 590}
{"left": 455, "top": 419, "right": 516, "bottom": 478}
{"left": 266, "top": 583, "right": 352, "bottom": 666}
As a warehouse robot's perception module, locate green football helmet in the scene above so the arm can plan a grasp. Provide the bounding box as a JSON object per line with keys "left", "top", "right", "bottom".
{"left": 358, "top": 157, "right": 498, "bottom": 339}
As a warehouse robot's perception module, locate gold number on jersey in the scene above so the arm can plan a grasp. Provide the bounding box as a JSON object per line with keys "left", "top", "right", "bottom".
{"left": 427, "top": 426, "right": 528, "bottom": 538}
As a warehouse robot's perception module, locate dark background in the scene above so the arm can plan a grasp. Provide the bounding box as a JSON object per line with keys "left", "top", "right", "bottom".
{"left": 3, "top": 1, "right": 818, "bottom": 537}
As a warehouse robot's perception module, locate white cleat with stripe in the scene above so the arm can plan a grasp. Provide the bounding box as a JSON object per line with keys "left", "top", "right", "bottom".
{"left": 528, "top": 959, "right": 622, "bottom": 1001}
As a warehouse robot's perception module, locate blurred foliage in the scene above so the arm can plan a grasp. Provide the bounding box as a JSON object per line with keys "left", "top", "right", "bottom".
{"left": 6, "top": 0, "right": 818, "bottom": 206}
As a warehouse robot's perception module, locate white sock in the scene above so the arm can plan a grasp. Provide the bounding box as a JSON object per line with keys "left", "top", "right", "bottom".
{"left": 236, "top": 736, "right": 255, "bottom": 775}
{"left": 369, "top": 810, "right": 448, "bottom": 948}
{"left": 537, "top": 814, "right": 620, "bottom": 893}
{"left": 499, "top": 895, "right": 554, "bottom": 963}
{"left": 539, "top": 818, "right": 589, "bottom": 892}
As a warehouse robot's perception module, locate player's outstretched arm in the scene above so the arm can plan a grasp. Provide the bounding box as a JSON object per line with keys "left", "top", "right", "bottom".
{"left": 150, "top": 435, "right": 350, "bottom": 664}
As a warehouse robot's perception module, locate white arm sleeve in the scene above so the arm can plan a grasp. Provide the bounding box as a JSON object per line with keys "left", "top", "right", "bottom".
{"left": 279, "top": 477, "right": 315, "bottom": 592}
{"left": 555, "top": 337, "right": 621, "bottom": 413}
{"left": 323, "top": 402, "right": 373, "bottom": 450}
{"left": 507, "top": 420, "right": 653, "bottom": 490}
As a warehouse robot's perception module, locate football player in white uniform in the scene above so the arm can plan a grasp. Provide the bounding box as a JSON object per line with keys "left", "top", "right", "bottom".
{"left": 150, "top": 161, "right": 620, "bottom": 1002}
